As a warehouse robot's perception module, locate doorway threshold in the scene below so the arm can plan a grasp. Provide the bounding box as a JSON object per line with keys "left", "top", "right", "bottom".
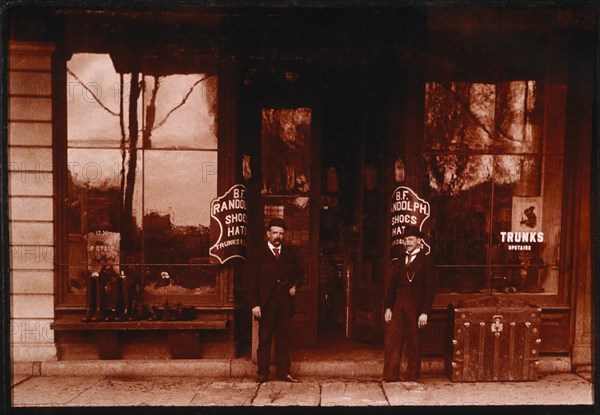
{"left": 291, "top": 328, "right": 383, "bottom": 362}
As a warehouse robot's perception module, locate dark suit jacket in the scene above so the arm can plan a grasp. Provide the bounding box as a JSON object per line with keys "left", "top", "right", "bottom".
{"left": 247, "top": 243, "right": 305, "bottom": 309}
{"left": 385, "top": 251, "right": 437, "bottom": 315}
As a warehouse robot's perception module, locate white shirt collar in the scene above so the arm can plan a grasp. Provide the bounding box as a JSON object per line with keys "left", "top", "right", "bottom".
{"left": 407, "top": 247, "right": 420, "bottom": 256}
{"left": 268, "top": 242, "right": 281, "bottom": 253}
{"left": 405, "top": 248, "right": 420, "bottom": 263}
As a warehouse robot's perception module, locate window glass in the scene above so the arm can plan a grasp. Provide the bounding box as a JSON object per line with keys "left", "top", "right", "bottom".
{"left": 260, "top": 107, "right": 312, "bottom": 289}
{"left": 65, "top": 149, "right": 143, "bottom": 294}
{"left": 424, "top": 80, "right": 562, "bottom": 295}
{"left": 142, "top": 150, "right": 217, "bottom": 295}
{"left": 65, "top": 53, "right": 218, "bottom": 303}
{"left": 142, "top": 74, "right": 218, "bottom": 149}
{"left": 67, "top": 53, "right": 135, "bottom": 148}
{"left": 426, "top": 164, "right": 491, "bottom": 293}
{"left": 261, "top": 108, "right": 311, "bottom": 195}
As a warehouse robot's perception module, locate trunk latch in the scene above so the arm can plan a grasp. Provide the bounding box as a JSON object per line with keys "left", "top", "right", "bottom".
{"left": 491, "top": 314, "right": 504, "bottom": 335}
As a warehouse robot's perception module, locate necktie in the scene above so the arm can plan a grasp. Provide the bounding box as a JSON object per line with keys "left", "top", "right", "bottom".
{"left": 273, "top": 248, "right": 280, "bottom": 259}
{"left": 406, "top": 253, "right": 415, "bottom": 265}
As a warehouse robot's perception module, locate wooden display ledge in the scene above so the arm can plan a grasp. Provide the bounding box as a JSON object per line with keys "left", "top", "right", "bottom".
{"left": 51, "top": 313, "right": 229, "bottom": 360}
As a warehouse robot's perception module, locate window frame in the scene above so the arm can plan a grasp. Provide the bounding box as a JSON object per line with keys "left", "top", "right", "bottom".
{"left": 420, "top": 78, "right": 571, "bottom": 309}
{"left": 54, "top": 49, "right": 233, "bottom": 310}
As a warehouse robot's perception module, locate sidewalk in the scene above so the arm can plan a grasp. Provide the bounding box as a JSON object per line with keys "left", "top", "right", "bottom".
{"left": 11, "top": 369, "right": 594, "bottom": 407}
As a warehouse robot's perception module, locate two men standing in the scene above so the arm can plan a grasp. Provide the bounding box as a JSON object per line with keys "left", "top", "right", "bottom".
{"left": 248, "top": 219, "right": 435, "bottom": 383}
{"left": 248, "top": 217, "right": 304, "bottom": 383}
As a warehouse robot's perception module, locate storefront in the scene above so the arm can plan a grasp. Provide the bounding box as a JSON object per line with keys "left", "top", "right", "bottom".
{"left": 7, "top": 6, "right": 594, "bottom": 373}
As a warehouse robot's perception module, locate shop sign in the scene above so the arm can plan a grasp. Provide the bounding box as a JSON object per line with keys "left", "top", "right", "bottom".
{"left": 502, "top": 196, "right": 544, "bottom": 252}
{"left": 209, "top": 184, "right": 248, "bottom": 264}
{"left": 499, "top": 231, "right": 544, "bottom": 252}
{"left": 84, "top": 231, "right": 120, "bottom": 271}
{"left": 390, "top": 186, "right": 430, "bottom": 260}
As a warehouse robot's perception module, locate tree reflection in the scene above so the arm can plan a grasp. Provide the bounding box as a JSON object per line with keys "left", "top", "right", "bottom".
{"left": 425, "top": 81, "right": 540, "bottom": 195}
{"left": 67, "top": 53, "right": 218, "bottom": 289}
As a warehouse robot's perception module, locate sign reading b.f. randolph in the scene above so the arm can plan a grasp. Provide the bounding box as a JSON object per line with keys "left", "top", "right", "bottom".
{"left": 390, "top": 186, "right": 431, "bottom": 261}
{"left": 209, "top": 184, "right": 248, "bottom": 264}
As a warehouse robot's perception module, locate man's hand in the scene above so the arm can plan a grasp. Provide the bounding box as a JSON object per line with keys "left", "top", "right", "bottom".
{"left": 252, "top": 306, "right": 261, "bottom": 320}
{"left": 418, "top": 313, "right": 428, "bottom": 328}
{"left": 384, "top": 308, "right": 392, "bottom": 323}
{"left": 289, "top": 285, "right": 297, "bottom": 296}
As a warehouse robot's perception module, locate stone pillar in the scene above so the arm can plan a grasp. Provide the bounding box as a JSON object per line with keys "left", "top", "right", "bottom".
{"left": 8, "top": 41, "right": 57, "bottom": 363}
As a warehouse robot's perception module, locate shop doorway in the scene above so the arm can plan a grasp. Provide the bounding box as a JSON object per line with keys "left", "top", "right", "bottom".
{"left": 317, "top": 98, "right": 388, "bottom": 347}
{"left": 243, "top": 87, "right": 390, "bottom": 352}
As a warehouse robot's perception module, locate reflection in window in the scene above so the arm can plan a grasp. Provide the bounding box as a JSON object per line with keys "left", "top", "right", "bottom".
{"left": 425, "top": 81, "right": 539, "bottom": 153}
{"left": 261, "top": 108, "right": 311, "bottom": 195}
{"left": 260, "top": 106, "right": 312, "bottom": 290}
{"left": 424, "top": 81, "right": 563, "bottom": 295}
{"left": 65, "top": 53, "right": 218, "bottom": 301}
{"left": 426, "top": 154, "right": 540, "bottom": 196}
{"left": 142, "top": 75, "right": 218, "bottom": 149}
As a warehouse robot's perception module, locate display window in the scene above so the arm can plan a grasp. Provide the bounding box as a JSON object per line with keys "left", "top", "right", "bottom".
{"left": 59, "top": 52, "right": 220, "bottom": 307}
{"left": 423, "top": 81, "right": 564, "bottom": 296}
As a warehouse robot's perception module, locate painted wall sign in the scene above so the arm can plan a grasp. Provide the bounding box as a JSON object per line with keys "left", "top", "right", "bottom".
{"left": 390, "top": 186, "right": 431, "bottom": 260}
{"left": 210, "top": 184, "right": 248, "bottom": 264}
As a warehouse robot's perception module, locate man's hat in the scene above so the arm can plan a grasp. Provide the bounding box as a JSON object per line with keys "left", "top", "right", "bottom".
{"left": 402, "top": 225, "right": 423, "bottom": 238}
{"left": 267, "top": 217, "right": 287, "bottom": 230}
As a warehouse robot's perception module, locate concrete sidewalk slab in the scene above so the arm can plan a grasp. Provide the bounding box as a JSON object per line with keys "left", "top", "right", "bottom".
{"left": 10, "top": 373, "right": 593, "bottom": 407}
{"left": 11, "top": 374, "right": 31, "bottom": 387}
{"left": 190, "top": 380, "right": 258, "bottom": 406}
{"left": 12, "top": 376, "right": 101, "bottom": 406}
{"left": 321, "top": 381, "right": 388, "bottom": 406}
{"left": 65, "top": 377, "right": 210, "bottom": 406}
{"left": 253, "top": 381, "right": 320, "bottom": 406}
{"left": 383, "top": 374, "right": 594, "bottom": 406}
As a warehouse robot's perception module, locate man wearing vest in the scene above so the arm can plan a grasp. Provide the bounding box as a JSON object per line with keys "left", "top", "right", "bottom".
{"left": 248, "top": 217, "right": 304, "bottom": 383}
{"left": 383, "top": 225, "right": 437, "bottom": 382}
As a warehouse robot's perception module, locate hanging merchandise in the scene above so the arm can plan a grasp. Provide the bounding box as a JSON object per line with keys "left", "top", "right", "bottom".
{"left": 242, "top": 154, "right": 252, "bottom": 180}
{"left": 364, "top": 165, "right": 377, "bottom": 191}
{"left": 294, "top": 196, "right": 309, "bottom": 210}
{"left": 394, "top": 157, "right": 405, "bottom": 183}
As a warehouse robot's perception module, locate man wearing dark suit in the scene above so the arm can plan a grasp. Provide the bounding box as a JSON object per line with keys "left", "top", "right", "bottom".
{"left": 248, "top": 217, "right": 304, "bottom": 383}
{"left": 383, "top": 225, "right": 437, "bottom": 382}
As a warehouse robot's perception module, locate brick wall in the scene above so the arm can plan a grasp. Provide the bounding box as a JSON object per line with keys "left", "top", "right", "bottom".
{"left": 8, "top": 41, "right": 57, "bottom": 362}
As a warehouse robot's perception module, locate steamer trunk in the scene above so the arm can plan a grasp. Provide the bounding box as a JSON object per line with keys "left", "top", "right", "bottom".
{"left": 446, "top": 297, "right": 541, "bottom": 382}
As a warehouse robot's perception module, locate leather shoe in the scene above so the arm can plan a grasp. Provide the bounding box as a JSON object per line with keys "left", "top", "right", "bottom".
{"left": 256, "top": 375, "right": 269, "bottom": 383}
{"left": 278, "top": 374, "right": 300, "bottom": 383}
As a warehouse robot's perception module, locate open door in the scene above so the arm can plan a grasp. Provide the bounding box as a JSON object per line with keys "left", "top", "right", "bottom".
{"left": 347, "top": 114, "right": 387, "bottom": 345}
{"left": 259, "top": 107, "right": 319, "bottom": 346}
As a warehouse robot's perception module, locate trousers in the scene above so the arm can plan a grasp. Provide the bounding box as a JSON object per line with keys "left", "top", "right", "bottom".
{"left": 383, "top": 292, "right": 423, "bottom": 381}
{"left": 257, "top": 285, "right": 292, "bottom": 378}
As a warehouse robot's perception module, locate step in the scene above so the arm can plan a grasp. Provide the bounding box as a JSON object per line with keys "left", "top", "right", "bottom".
{"left": 12, "top": 356, "right": 572, "bottom": 378}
